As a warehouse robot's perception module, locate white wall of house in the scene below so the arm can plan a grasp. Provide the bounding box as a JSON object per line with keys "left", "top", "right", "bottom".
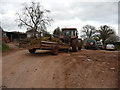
{"left": 27, "top": 33, "right": 33, "bottom": 37}
{"left": 27, "top": 32, "right": 39, "bottom": 37}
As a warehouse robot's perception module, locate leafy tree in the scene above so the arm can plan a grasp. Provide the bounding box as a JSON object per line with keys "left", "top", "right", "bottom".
{"left": 98, "top": 25, "right": 115, "bottom": 45}
{"left": 53, "top": 27, "right": 61, "bottom": 37}
{"left": 82, "top": 25, "right": 96, "bottom": 39}
{"left": 16, "top": 2, "right": 52, "bottom": 33}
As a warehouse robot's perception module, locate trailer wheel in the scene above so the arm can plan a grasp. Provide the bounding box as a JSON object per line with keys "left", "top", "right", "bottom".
{"left": 29, "top": 49, "right": 36, "bottom": 53}
{"left": 71, "top": 39, "right": 78, "bottom": 52}
{"left": 51, "top": 46, "right": 59, "bottom": 55}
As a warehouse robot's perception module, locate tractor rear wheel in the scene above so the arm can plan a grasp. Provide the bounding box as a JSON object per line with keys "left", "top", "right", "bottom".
{"left": 71, "top": 39, "right": 78, "bottom": 52}
{"left": 78, "top": 39, "right": 82, "bottom": 50}
{"left": 78, "top": 47, "right": 82, "bottom": 50}
{"left": 29, "top": 49, "right": 36, "bottom": 53}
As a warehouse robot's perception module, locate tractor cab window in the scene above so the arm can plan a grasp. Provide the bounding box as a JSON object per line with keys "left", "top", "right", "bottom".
{"left": 72, "top": 30, "right": 77, "bottom": 36}
{"left": 64, "top": 31, "right": 72, "bottom": 36}
{"left": 63, "top": 30, "right": 77, "bottom": 36}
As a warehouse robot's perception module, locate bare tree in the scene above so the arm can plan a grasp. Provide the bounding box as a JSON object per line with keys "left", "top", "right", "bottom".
{"left": 82, "top": 25, "right": 96, "bottom": 39}
{"left": 16, "top": 2, "right": 52, "bottom": 33}
{"left": 106, "top": 34, "right": 119, "bottom": 43}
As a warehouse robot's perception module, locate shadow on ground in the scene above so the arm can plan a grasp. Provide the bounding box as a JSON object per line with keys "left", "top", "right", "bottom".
{"left": 25, "top": 49, "right": 71, "bottom": 57}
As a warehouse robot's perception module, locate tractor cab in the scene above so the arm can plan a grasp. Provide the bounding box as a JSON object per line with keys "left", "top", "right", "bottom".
{"left": 60, "top": 28, "right": 78, "bottom": 43}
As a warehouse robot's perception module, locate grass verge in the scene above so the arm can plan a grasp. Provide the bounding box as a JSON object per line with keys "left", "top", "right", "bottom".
{"left": 2, "top": 43, "right": 9, "bottom": 51}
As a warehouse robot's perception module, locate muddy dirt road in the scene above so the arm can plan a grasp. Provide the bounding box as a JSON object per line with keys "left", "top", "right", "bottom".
{"left": 2, "top": 46, "right": 118, "bottom": 88}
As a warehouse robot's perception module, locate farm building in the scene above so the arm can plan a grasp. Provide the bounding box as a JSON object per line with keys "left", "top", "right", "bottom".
{"left": 26, "top": 29, "right": 40, "bottom": 38}
{"left": 6, "top": 31, "right": 27, "bottom": 42}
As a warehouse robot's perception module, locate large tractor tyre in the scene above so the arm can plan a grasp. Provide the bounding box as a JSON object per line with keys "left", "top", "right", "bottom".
{"left": 71, "top": 39, "right": 78, "bottom": 52}
{"left": 29, "top": 49, "right": 36, "bottom": 53}
{"left": 51, "top": 46, "right": 59, "bottom": 55}
{"left": 78, "top": 39, "right": 82, "bottom": 50}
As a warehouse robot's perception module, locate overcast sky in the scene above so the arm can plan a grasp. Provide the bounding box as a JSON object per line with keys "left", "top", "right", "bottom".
{"left": 0, "top": 0, "right": 119, "bottom": 36}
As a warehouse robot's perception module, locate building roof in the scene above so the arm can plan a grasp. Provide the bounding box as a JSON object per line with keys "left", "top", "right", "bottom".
{"left": 26, "top": 29, "right": 39, "bottom": 33}
{"left": 0, "top": 26, "right": 3, "bottom": 31}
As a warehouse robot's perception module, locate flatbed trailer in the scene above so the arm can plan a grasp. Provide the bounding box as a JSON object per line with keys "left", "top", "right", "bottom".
{"left": 19, "top": 39, "right": 71, "bottom": 55}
